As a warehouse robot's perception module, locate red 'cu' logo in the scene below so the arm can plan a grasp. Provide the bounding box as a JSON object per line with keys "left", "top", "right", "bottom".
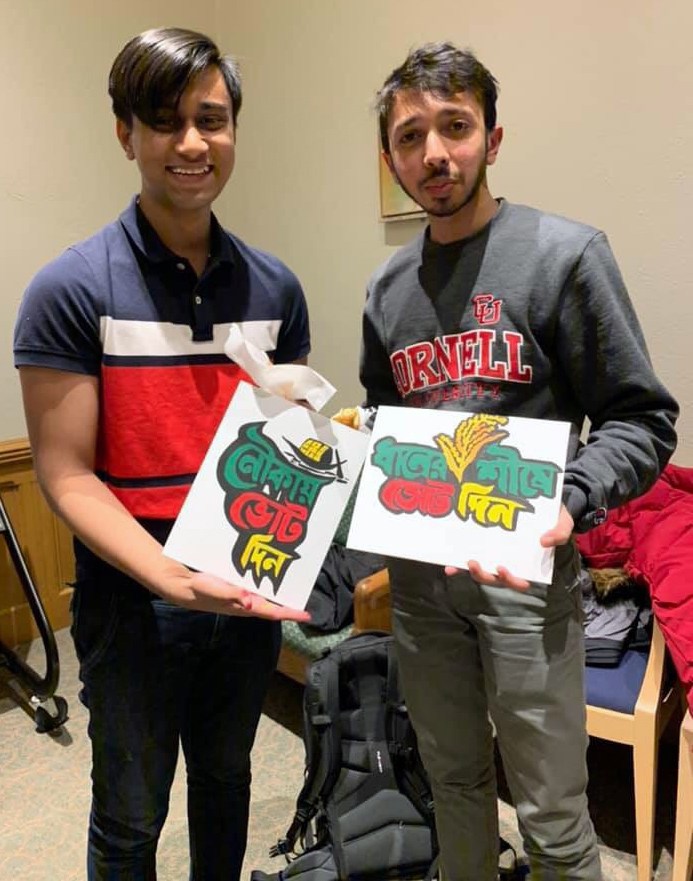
{"left": 472, "top": 293, "right": 502, "bottom": 325}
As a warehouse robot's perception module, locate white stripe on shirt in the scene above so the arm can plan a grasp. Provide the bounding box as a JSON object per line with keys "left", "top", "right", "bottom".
{"left": 99, "top": 318, "right": 281, "bottom": 357}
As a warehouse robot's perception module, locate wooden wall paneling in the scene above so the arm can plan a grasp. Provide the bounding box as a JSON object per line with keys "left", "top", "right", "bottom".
{"left": 0, "top": 439, "right": 74, "bottom": 648}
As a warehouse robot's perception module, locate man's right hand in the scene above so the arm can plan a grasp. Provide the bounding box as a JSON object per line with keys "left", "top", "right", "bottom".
{"left": 186, "top": 570, "right": 312, "bottom": 622}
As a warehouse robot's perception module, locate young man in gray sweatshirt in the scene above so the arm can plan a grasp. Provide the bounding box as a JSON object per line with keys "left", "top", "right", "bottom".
{"left": 357, "top": 42, "right": 678, "bottom": 881}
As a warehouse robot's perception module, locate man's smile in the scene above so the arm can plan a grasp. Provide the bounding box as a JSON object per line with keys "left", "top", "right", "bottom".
{"left": 167, "top": 165, "right": 212, "bottom": 176}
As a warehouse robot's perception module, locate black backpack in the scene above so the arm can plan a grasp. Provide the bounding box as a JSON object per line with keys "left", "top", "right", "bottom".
{"left": 250, "top": 631, "right": 440, "bottom": 881}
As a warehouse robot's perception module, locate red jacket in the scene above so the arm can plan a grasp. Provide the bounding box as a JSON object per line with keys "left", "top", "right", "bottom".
{"left": 576, "top": 464, "right": 693, "bottom": 714}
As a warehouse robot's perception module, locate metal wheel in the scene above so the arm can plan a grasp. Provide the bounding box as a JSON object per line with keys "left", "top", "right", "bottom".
{"left": 34, "top": 695, "right": 69, "bottom": 733}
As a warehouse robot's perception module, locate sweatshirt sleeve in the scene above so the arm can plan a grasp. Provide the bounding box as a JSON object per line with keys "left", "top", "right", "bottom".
{"left": 556, "top": 232, "right": 678, "bottom": 531}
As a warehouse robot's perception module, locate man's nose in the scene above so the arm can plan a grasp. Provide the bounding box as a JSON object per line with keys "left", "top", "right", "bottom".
{"left": 423, "top": 130, "right": 449, "bottom": 168}
{"left": 175, "top": 124, "right": 207, "bottom": 156}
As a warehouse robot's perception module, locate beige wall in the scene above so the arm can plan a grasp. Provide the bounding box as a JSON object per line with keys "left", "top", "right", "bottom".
{"left": 1, "top": 0, "right": 211, "bottom": 436}
{"left": 3, "top": 0, "right": 691, "bottom": 465}
{"left": 218, "top": 0, "right": 693, "bottom": 465}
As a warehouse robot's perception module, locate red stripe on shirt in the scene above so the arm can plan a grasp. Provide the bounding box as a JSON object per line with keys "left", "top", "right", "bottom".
{"left": 97, "top": 362, "right": 253, "bottom": 518}
{"left": 109, "top": 484, "right": 193, "bottom": 521}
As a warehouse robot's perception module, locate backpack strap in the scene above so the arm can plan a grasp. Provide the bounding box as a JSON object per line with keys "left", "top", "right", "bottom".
{"left": 423, "top": 854, "right": 440, "bottom": 881}
{"left": 323, "top": 639, "right": 399, "bottom": 879}
{"left": 271, "top": 652, "right": 342, "bottom": 857}
{"left": 386, "top": 649, "right": 436, "bottom": 823}
{"left": 385, "top": 644, "right": 439, "bottom": 862}
{"left": 498, "top": 836, "right": 519, "bottom": 878}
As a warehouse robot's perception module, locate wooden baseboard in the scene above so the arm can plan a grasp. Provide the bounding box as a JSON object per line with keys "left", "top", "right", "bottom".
{"left": 0, "top": 603, "right": 39, "bottom": 650}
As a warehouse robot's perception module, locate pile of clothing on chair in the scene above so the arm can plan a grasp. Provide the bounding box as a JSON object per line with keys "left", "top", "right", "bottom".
{"left": 576, "top": 463, "right": 693, "bottom": 713}
{"left": 579, "top": 565, "right": 651, "bottom": 667}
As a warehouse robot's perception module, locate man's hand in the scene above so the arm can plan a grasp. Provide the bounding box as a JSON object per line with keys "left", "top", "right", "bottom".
{"left": 187, "top": 571, "right": 312, "bottom": 622}
{"left": 445, "top": 561, "right": 531, "bottom": 591}
{"left": 444, "top": 504, "right": 574, "bottom": 591}
{"left": 539, "top": 503, "right": 574, "bottom": 548}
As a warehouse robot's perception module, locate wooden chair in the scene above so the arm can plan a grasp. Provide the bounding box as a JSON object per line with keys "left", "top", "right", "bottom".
{"left": 672, "top": 707, "right": 693, "bottom": 881}
{"left": 277, "top": 568, "right": 391, "bottom": 685}
{"left": 584, "top": 616, "right": 680, "bottom": 881}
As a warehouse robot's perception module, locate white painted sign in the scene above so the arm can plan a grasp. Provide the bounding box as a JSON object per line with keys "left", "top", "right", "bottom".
{"left": 347, "top": 407, "right": 570, "bottom": 584}
{"left": 165, "top": 382, "right": 369, "bottom": 609}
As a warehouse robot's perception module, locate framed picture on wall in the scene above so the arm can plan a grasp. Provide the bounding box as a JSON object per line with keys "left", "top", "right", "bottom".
{"left": 378, "top": 152, "right": 426, "bottom": 221}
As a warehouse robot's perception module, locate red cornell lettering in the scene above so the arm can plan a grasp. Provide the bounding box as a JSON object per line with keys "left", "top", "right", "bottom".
{"left": 476, "top": 329, "right": 507, "bottom": 380}
{"left": 408, "top": 342, "right": 442, "bottom": 391}
{"left": 459, "top": 331, "right": 479, "bottom": 376}
{"left": 504, "top": 332, "right": 533, "bottom": 382}
{"left": 390, "top": 350, "right": 412, "bottom": 396}
{"left": 434, "top": 335, "right": 461, "bottom": 382}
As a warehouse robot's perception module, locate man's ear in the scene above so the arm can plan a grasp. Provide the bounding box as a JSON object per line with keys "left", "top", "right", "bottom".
{"left": 116, "top": 119, "right": 135, "bottom": 160}
{"left": 382, "top": 150, "right": 395, "bottom": 177}
{"left": 486, "top": 126, "right": 503, "bottom": 166}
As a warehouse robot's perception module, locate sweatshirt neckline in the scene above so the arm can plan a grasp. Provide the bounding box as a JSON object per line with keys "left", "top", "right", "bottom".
{"left": 423, "top": 198, "right": 506, "bottom": 253}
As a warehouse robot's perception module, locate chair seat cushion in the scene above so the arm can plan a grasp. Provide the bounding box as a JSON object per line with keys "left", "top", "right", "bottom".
{"left": 585, "top": 648, "right": 649, "bottom": 715}
{"left": 282, "top": 620, "right": 354, "bottom": 661}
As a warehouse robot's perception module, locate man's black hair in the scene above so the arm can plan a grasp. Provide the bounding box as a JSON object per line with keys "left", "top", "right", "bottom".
{"left": 109, "top": 27, "right": 242, "bottom": 128}
{"left": 376, "top": 42, "right": 499, "bottom": 152}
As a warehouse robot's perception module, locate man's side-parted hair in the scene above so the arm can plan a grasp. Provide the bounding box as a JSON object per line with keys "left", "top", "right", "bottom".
{"left": 109, "top": 27, "right": 242, "bottom": 128}
{"left": 376, "top": 42, "right": 499, "bottom": 153}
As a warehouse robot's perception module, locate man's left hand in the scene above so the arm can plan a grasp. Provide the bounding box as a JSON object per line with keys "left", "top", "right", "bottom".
{"left": 539, "top": 503, "right": 574, "bottom": 548}
{"left": 444, "top": 504, "right": 574, "bottom": 590}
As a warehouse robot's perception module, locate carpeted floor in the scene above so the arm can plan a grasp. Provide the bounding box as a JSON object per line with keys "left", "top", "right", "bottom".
{"left": 0, "top": 627, "right": 680, "bottom": 880}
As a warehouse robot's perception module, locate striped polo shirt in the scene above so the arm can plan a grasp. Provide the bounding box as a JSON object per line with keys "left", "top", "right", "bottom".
{"left": 14, "top": 198, "right": 310, "bottom": 521}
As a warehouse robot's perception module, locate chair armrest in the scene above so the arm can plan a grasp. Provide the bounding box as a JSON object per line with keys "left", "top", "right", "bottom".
{"left": 636, "top": 617, "right": 671, "bottom": 717}
{"left": 353, "top": 567, "right": 392, "bottom": 633}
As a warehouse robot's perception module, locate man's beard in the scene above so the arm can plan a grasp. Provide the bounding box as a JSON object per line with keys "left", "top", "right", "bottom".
{"left": 393, "top": 154, "right": 488, "bottom": 218}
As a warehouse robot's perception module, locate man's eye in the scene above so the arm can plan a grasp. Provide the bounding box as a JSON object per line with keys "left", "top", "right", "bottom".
{"left": 398, "top": 130, "right": 420, "bottom": 146}
{"left": 152, "top": 116, "right": 176, "bottom": 132}
{"left": 449, "top": 119, "right": 470, "bottom": 135}
{"left": 199, "top": 116, "right": 227, "bottom": 130}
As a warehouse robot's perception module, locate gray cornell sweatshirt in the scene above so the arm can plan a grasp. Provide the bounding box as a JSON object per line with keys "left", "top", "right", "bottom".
{"left": 360, "top": 200, "right": 678, "bottom": 532}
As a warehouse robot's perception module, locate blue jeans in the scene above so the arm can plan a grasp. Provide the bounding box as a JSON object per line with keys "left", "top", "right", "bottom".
{"left": 71, "top": 577, "right": 281, "bottom": 881}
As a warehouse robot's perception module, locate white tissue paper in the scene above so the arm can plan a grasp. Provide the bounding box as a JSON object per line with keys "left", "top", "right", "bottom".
{"left": 224, "top": 324, "right": 336, "bottom": 412}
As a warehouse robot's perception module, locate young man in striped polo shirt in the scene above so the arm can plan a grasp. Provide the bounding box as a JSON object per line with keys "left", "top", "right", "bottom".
{"left": 14, "top": 27, "right": 310, "bottom": 881}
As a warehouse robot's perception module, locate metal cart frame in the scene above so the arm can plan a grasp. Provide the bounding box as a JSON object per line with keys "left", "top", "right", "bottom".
{"left": 0, "top": 496, "right": 68, "bottom": 732}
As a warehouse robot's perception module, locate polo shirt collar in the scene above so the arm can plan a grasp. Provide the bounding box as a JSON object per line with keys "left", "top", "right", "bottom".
{"left": 118, "top": 195, "right": 235, "bottom": 267}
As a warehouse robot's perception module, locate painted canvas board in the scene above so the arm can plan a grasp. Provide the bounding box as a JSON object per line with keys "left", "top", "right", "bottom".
{"left": 164, "top": 381, "right": 369, "bottom": 610}
{"left": 347, "top": 407, "right": 571, "bottom": 584}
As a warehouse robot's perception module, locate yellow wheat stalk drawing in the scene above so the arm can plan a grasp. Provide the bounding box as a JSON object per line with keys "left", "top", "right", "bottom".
{"left": 435, "top": 414, "right": 509, "bottom": 483}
